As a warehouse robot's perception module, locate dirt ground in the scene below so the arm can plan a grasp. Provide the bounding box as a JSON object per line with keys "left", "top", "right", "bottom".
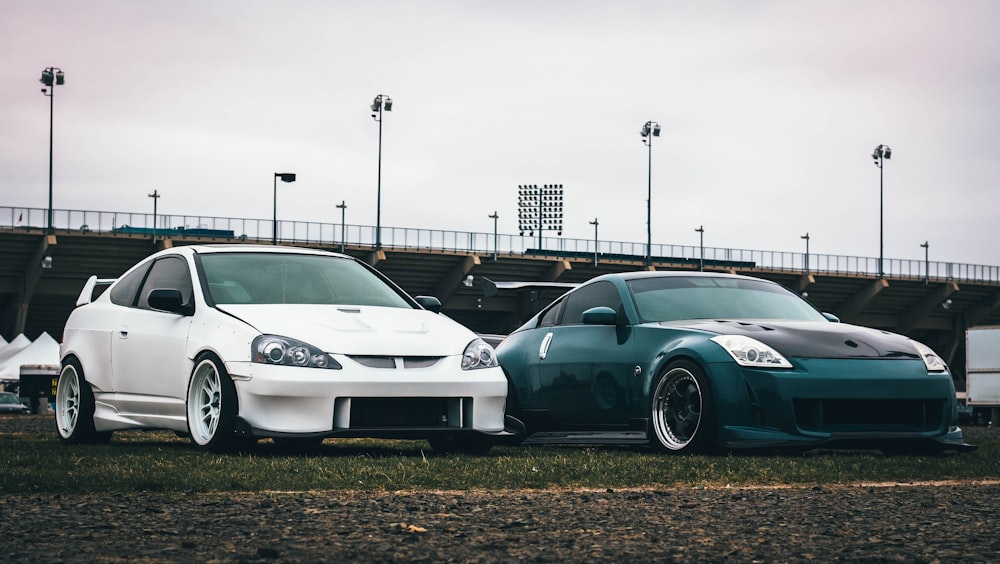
{"left": 2, "top": 416, "right": 998, "bottom": 563}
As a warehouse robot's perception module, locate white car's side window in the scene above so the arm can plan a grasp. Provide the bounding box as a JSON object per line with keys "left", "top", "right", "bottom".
{"left": 108, "top": 264, "right": 151, "bottom": 307}
{"left": 137, "top": 257, "right": 192, "bottom": 311}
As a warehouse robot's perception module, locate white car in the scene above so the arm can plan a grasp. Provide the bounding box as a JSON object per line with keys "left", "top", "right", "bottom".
{"left": 56, "top": 245, "right": 508, "bottom": 453}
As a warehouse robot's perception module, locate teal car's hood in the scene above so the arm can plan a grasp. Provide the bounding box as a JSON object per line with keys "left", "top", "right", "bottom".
{"left": 666, "top": 319, "right": 921, "bottom": 360}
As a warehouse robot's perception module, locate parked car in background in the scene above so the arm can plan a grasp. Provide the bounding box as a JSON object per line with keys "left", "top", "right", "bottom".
{"left": 497, "top": 271, "right": 974, "bottom": 453}
{"left": 56, "top": 245, "right": 508, "bottom": 453}
{"left": 0, "top": 391, "right": 30, "bottom": 414}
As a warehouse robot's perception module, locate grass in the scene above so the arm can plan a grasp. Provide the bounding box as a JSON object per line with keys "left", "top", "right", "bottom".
{"left": 1, "top": 424, "right": 997, "bottom": 494}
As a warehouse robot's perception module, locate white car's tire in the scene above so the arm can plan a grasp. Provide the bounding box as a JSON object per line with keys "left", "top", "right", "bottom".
{"left": 186, "top": 353, "right": 243, "bottom": 453}
{"left": 55, "top": 358, "right": 112, "bottom": 444}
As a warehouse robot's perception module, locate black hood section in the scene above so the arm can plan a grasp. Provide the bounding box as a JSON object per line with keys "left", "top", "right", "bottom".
{"left": 671, "top": 319, "right": 920, "bottom": 360}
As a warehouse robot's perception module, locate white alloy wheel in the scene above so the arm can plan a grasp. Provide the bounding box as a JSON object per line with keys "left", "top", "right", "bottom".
{"left": 55, "top": 358, "right": 110, "bottom": 444}
{"left": 55, "top": 362, "right": 82, "bottom": 440}
{"left": 186, "top": 354, "right": 242, "bottom": 452}
{"left": 188, "top": 357, "right": 223, "bottom": 446}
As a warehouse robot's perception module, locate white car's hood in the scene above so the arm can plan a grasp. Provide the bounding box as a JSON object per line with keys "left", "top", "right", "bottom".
{"left": 216, "top": 304, "right": 477, "bottom": 356}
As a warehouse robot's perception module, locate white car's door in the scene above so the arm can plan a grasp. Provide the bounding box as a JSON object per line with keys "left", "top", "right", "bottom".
{"left": 110, "top": 255, "right": 194, "bottom": 418}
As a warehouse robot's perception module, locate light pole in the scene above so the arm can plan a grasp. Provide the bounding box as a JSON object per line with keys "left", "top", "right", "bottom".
{"left": 148, "top": 190, "right": 160, "bottom": 244}
{"left": 801, "top": 232, "right": 810, "bottom": 272}
{"left": 641, "top": 120, "right": 661, "bottom": 266}
{"left": 872, "top": 144, "right": 892, "bottom": 277}
{"left": 695, "top": 225, "right": 705, "bottom": 271}
{"left": 921, "top": 241, "right": 929, "bottom": 285}
{"left": 517, "top": 184, "right": 563, "bottom": 250}
{"left": 589, "top": 218, "right": 599, "bottom": 266}
{"left": 371, "top": 94, "right": 392, "bottom": 249}
{"left": 40, "top": 67, "right": 65, "bottom": 234}
{"left": 272, "top": 172, "right": 296, "bottom": 245}
{"left": 488, "top": 211, "right": 499, "bottom": 261}
{"left": 336, "top": 200, "right": 347, "bottom": 253}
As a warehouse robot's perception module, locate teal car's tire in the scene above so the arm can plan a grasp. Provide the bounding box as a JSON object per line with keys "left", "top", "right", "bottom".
{"left": 55, "top": 358, "right": 113, "bottom": 445}
{"left": 650, "top": 360, "right": 715, "bottom": 453}
{"left": 186, "top": 353, "right": 241, "bottom": 453}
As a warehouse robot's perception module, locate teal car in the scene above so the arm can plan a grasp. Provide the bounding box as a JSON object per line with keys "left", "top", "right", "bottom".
{"left": 495, "top": 271, "right": 973, "bottom": 453}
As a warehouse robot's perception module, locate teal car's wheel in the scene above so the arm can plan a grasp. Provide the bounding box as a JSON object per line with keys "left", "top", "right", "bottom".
{"left": 651, "top": 360, "right": 715, "bottom": 452}
{"left": 186, "top": 353, "right": 241, "bottom": 453}
{"left": 55, "top": 358, "right": 112, "bottom": 444}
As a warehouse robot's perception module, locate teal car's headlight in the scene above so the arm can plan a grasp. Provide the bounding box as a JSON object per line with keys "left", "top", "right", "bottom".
{"left": 910, "top": 339, "right": 947, "bottom": 372}
{"left": 462, "top": 338, "right": 498, "bottom": 370}
{"left": 710, "top": 335, "right": 793, "bottom": 369}
{"left": 252, "top": 335, "right": 342, "bottom": 369}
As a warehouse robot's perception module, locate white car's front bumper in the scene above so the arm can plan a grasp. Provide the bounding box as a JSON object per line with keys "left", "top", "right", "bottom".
{"left": 225, "top": 356, "right": 508, "bottom": 437}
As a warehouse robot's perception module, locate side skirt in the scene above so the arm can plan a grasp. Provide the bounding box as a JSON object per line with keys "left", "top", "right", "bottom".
{"left": 522, "top": 430, "right": 650, "bottom": 445}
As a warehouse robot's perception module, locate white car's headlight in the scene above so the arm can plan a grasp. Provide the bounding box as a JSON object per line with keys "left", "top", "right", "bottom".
{"left": 710, "top": 334, "right": 793, "bottom": 369}
{"left": 462, "top": 338, "right": 498, "bottom": 370}
{"left": 252, "top": 335, "right": 342, "bottom": 370}
{"left": 910, "top": 339, "right": 947, "bottom": 373}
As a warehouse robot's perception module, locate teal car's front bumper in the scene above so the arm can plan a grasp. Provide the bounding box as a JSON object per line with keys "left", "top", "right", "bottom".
{"left": 706, "top": 358, "right": 975, "bottom": 451}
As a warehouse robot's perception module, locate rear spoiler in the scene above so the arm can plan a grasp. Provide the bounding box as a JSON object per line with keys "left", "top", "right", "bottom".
{"left": 479, "top": 277, "right": 578, "bottom": 320}
{"left": 470, "top": 279, "right": 579, "bottom": 340}
{"left": 76, "top": 275, "right": 117, "bottom": 306}
{"left": 479, "top": 277, "right": 577, "bottom": 298}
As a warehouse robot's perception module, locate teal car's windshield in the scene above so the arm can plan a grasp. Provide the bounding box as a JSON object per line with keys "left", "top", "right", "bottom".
{"left": 199, "top": 253, "right": 413, "bottom": 308}
{"left": 0, "top": 393, "right": 21, "bottom": 404}
{"left": 627, "top": 276, "right": 826, "bottom": 323}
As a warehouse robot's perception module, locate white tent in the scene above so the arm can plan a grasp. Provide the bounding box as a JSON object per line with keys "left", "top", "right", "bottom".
{"left": 0, "top": 334, "right": 32, "bottom": 368}
{"left": 0, "top": 333, "right": 59, "bottom": 381}
{"left": 0, "top": 334, "right": 7, "bottom": 348}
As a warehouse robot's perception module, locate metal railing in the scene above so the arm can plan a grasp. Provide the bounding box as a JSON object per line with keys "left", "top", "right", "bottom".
{"left": 3, "top": 205, "right": 998, "bottom": 284}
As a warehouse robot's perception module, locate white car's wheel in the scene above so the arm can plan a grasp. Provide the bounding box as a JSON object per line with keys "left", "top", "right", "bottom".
{"left": 186, "top": 354, "right": 241, "bottom": 453}
{"left": 55, "top": 358, "right": 112, "bottom": 444}
{"left": 650, "top": 360, "right": 715, "bottom": 453}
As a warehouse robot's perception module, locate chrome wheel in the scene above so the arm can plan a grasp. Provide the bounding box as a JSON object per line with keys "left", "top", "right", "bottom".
{"left": 55, "top": 363, "right": 82, "bottom": 440}
{"left": 651, "top": 363, "right": 711, "bottom": 452}
{"left": 188, "top": 358, "right": 222, "bottom": 445}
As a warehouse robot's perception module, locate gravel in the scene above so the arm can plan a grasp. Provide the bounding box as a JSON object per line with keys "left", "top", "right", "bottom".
{"left": 3, "top": 415, "right": 998, "bottom": 563}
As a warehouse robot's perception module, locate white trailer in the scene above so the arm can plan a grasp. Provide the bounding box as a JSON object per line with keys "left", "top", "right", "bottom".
{"left": 966, "top": 326, "right": 1000, "bottom": 424}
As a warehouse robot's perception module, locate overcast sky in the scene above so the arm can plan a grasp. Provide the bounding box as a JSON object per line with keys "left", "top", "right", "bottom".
{"left": 2, "top": 0, "right": 998, "bottom": 266}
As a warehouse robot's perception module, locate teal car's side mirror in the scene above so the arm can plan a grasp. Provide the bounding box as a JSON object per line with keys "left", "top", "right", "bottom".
{"left": 581, "top": 306, "right": 618, "bottom": 326}
{"left": 823, "top": 312, "right": 840, "bottom": 323}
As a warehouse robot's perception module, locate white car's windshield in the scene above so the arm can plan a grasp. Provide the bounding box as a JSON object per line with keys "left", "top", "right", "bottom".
{"left": 199, "top": 253, "right": 413, "bottom": 308}
{"left": 627, "top": 276, "right": 826, "bottom": 323}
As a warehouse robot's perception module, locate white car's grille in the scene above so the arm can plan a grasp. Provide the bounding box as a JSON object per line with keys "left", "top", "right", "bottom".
{"left": 348, "top": 356, "right": 442, "bottom": 369}
{"left": 403, "top": 357, "right": 441, "bottom": 369}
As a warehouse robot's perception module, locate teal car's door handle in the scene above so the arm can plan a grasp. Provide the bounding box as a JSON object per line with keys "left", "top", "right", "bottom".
{"left": 539, "top": 332, "right": 553, "bottom": 360}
